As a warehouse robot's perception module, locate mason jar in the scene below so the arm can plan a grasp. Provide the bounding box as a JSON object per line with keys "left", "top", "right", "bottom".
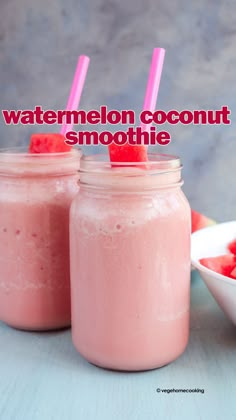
{"left": 70, "top": 153, "right": 191, "bottom": 371}
{"left": 0, "top": 148, "right": 81, "bottom": 330}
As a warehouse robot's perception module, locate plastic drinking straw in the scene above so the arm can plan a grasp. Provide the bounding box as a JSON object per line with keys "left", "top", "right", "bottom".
{"left": 60, "top": 55, "right": 90, "bottom": 136}
{"left": 141, "top": 48, "right": 165, "bottom": 132}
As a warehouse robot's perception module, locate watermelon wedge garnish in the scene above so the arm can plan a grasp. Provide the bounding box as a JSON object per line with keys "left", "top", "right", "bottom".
{"left": 29, "top": 133, "right": 71, "bottom": 153}
{"left": 228, "top": 239, "right": 236, "bottom": 255}
{"left": 108, "top": 143, "right": 148, "bottom": 163}
{"left": 191, "top": 209, "right": 216, "bottom": 233}
{"left": 199, "top": 255, "right": 236, "bottom": 278}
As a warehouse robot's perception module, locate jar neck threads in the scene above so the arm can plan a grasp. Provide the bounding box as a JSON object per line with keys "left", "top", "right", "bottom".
{"left": 0, "top": 147, "right": 81, "bottom": 177}
{"left": 79, "top": 153, "right": 183, "bottom": 191}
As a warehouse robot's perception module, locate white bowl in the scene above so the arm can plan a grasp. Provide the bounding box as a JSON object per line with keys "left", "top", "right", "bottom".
{"left": 191, "top": 221, "right": 236, "bottom": 325}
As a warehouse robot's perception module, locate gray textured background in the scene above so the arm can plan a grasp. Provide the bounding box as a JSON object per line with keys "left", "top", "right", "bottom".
{"left": 0, "top": 0, "right": 235, "bottom": 221}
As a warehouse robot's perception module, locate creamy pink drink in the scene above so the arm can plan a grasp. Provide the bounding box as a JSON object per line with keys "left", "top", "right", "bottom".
{"left": 0, "top": 149, "right": 80, "bottom": 330}
{"left": 70, "top": 154, "right": 191, "bottom": 371}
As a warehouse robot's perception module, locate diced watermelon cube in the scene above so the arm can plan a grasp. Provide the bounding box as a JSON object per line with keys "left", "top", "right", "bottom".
{"left": 199, "top": 254, "right": 236, "bottom": 277}
{"left": 228, "top": 239, "right": 236, "bottom": 255}
{"left": 29, "top": 133, "right": 71, "bottom": 153}
{"left": 230, "top": 267, "right": 236, "bottom": 279}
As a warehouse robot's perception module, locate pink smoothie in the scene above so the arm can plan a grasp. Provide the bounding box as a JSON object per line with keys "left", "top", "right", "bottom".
{"left": 70, "top": 155, "right": 191, "bottom": 371}
{"left": 0, "top": 150, "right": 80, "bottom": 330}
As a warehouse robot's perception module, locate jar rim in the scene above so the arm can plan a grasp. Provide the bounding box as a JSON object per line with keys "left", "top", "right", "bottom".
{"left": 0, "top": 146, "right": 81, "bottom": 159}
{"left": 81, "top": 153, "right": 181, "bottom": 173}
{"left": 80, "top": 153, "right": 183, "bottom": 191}
{"left": 0, "top": 147, "right": 81, "bottom": 176}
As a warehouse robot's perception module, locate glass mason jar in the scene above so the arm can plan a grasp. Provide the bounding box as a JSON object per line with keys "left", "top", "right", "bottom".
{"left": 70, "top": 153, "right": 191, "bottom": 371}
{"left": 0, "top": 148, "right": 81, "bottom": 330}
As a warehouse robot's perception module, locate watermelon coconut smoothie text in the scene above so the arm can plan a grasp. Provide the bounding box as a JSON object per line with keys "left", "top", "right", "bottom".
{"left": 2, "top": 105, "right": 231, "bottom": 147}
{"left": 0, "top": 56, "right": 90, "bottom": 330}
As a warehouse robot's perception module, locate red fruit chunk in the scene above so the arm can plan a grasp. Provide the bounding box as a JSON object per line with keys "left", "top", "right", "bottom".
{"left": 191, "top": 209, "right": 216, "bottom": 233}
{"left": 29, "top": 133, "right": 71, "bottom": 153}
{"left": 230, "top": 267, "right": 236, "bottom": 279}
{"left": 228, "top": 239, "right": 236, "bottom": 255}
{"left": 108, "top": 143, "right": 148, "bottom": 163}
{"left": 200, "top": 255, "right": 236, "bottom": 278}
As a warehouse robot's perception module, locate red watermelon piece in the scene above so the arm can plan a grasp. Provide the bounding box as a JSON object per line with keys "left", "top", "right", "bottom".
{"left": 29, "top": 133, "right": 71, "bottom": 153}
{"left": 228, "top": 239, "right": 236, "bottom": 255}
{"left": 199, "top": 255, "right": 236, "bottom": 278}
{"left": 230, "top": 267, "right": 236, "bottom": 279}
{"left": 108, "top": 143, "right": 148, "bottom": 163}
{"left": 191, "top": 209, "right": 216, "bottom": 233}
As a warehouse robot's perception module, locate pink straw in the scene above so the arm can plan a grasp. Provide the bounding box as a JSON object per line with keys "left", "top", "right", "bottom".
{"left": 60, "top": 55, "right": 90, "bottom": 135}
{"left": 141, "top": 48, "right": 165, "bottom": 132}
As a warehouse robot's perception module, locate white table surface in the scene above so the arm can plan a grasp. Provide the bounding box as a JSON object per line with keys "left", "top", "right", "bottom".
{"left": 0, "top": 271, "right": 235, "bottom": 420}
